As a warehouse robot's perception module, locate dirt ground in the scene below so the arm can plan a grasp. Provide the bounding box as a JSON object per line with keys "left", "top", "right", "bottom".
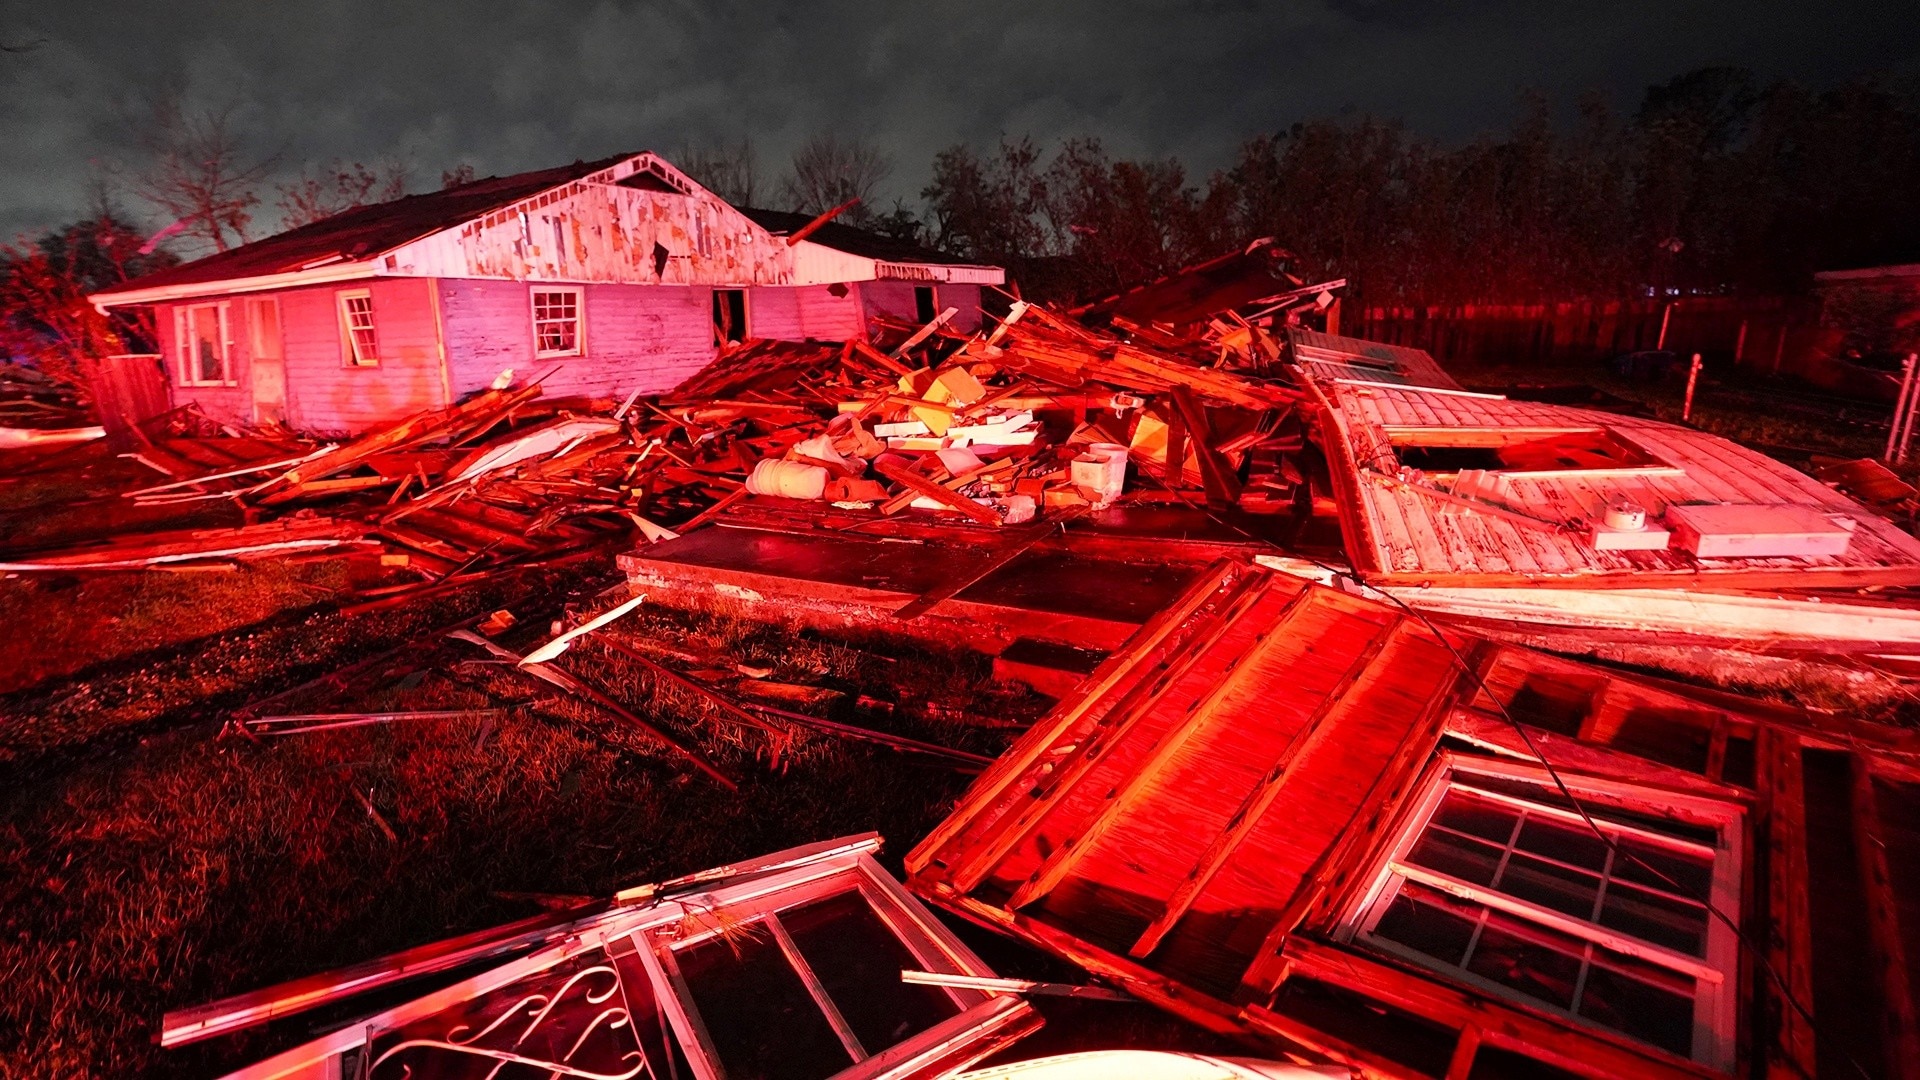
{"left": 0, "top": 441, "right": 1137, "bottom": 1077}
{"left": 3, "top": 363, "right": 1916, "bottom": 1078}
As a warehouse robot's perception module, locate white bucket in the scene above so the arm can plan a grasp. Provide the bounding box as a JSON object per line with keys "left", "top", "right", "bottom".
{"left": 1071, "top": 442, "right": 1129, "bottom": 507}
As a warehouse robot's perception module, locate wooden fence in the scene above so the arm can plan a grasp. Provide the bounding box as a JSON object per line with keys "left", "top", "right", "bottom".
{"left": 1354, "top": 296, "right": 1824, "bottom": 372}
{"left": 82, "top": 353, "right": 171, "bottom": 448}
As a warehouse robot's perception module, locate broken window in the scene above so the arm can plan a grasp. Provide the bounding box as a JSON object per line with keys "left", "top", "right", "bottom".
{"left": 1346, "top": 759, "right": 1740, "bottom": 1068}
{"left": 202, "top": 840, "right": 1033, "bottom": 1080}
{"left": 1386, "top": 427, "right": 1663, "bottom": 474}
{"left": 338, "top": 290, "right": 379, "bottom": 366}
{"left": 531, "top": 287, "right": 583, "bottom": 357}
{"left": 176, "top": 302, "right": 229, "bottom": 386}
{"left": 915, "top": 285, "right": 938, "bottom": 324}
{"left": 713, "top": 287, "right": 748, "bottom": 345}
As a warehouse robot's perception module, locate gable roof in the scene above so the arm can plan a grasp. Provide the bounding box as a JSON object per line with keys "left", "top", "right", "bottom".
{"left": 92, "top": 155, "right": 633, "bottom": 299}
{"left": 93, "top": 157, "right": 995, "bottom": 305}
{"left": 734, "top": 207, "right": 975, "bottom": 266}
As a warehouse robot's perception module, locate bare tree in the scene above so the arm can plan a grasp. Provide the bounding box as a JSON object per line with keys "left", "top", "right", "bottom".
{"left": 128, "top": 94, "right": 274, "bottom": 254}
{"left": 779, "top": 135, "right": 891, "bottom": 223}
{"left": 440, "top": 163, "right": 477, "bottom": 190}
{"left": 276, "top": 159, "right": 409, "bottom": 229}
{"left": 675, "top": 139, "right": 760, "bottom": 206}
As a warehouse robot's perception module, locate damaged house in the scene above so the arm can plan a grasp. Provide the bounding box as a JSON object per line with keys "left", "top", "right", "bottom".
{"left": 86, "top": 152, "right": 1001, "bottom": 434}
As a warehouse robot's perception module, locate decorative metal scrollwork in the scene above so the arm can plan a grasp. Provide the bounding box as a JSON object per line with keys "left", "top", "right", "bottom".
{"left": 369, "top": 963, "right": 647, "bottom": 1080}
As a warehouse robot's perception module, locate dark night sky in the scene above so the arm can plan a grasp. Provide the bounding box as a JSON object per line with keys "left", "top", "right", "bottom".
{"left": 1, "top": 1, "right": 1915, "bottom": 241}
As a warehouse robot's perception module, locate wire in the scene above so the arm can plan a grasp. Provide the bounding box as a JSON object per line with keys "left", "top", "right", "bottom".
{"left": 1143, "top": 469, "right": 1861, "bottom": 1079}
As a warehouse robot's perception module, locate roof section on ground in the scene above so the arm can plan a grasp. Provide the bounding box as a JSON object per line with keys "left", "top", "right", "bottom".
{"left": 93, "top": 155, "right": 634, "bottom": 297}
{"left": 734, "top": 207, "right": 978, "bottom": 267}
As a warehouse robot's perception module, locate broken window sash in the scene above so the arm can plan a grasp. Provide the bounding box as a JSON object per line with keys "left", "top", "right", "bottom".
{"left": 206, "top": 841, "right": 1034, "bottom": 1080}
{"left": 532, "top": 286, "right": 583, "bottom": 357}
{"left": 177, "top": 302, "right": 230, "bottom": 385}
{"left": 1343, "top": 755, "right": 1741, "bottom": 1069}
{"left": 339, "top": 289, "right": 379, "bottom": 366}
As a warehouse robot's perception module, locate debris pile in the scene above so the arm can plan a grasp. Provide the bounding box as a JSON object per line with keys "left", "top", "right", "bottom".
{"left": 0, "top": 298, "right": 1320, "bottom": 596}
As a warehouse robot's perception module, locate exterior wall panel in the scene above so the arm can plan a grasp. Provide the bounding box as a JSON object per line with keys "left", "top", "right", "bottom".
{"left": 746, "top": 285, "right": 866, "bottom": 342}
{"left": 440, "top": 280, "right": 716, "bottom": 401}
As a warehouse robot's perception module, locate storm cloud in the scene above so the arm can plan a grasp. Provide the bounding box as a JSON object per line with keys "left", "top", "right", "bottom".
{"left": 1, "top": 0, "right": 1914, "bottom": 240}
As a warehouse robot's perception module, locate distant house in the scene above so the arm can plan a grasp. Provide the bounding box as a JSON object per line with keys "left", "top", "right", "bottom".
{"left": 88, "top": 152, "right": 1002, "bottom": 433}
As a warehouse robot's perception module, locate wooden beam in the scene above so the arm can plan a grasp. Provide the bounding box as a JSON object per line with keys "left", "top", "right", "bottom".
{"left": 873, "top": 458, "right": 1003, "bottom": 526}
{"left": 905, "top": 561, "right": 1254, "bottom": 884}
{"left": 928, "top": 569, "right": 1280, "bottom": 895}
{"left": 785, "top": 197, "right": 859, "bottom": 245}
{"left": 1127, "top": 616, "right": 1405, "bottom": 957}
{"left": 1760, "top": 728, "right": 1816, "bottom": 1079}
{"left": 1852, "top": 756, "right": 1920, "bottom": 1079}
{"left": 1003, "top": 588, "right": 1324, "bottom": 911}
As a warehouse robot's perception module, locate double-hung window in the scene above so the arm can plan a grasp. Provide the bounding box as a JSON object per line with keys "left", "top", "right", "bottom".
{"left": 176, "top": 302, "right": 230, "bottom": 386}
{"left": 1345, "top": 758, "right": 1741, "bottom": 1069}
{"left": 338, "top": 290, "right": 378, "bottom": 366}
{"left": 531, "top": 287, "right": 583, "bottom": 357}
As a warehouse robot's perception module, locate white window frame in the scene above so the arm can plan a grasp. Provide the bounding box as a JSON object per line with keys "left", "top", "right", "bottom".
{"left": 175, "top": 302, "right": 233, "bottom": 387}
{"left": 337, "top": 289, "right": 379, "bottom": 367}
{"left": 530, "top": 286, "right": 584, "bottom": 358}
{"left": 1340, "top": 754, "right": 1742, "bottom": 1070}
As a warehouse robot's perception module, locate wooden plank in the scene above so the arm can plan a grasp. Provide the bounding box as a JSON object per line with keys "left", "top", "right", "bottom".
{"left": 1760, "top": 729, "right": 1816, "bottom": 1080}
{"left": 923, "top": 568, "right": 1279, "bottom": 895}
{"left": 906, "top": 562, "right": 1255, "bottom": 884}
{"left": 1127, "top": 616, "right": 1407, "bottom": 958}
{"left": 1853, "top": 757, "right": 1920, "bottom": 1079}
{"left": 873, "top": 459, "right": 1003, "bottom": 526}
{"left": 1001, "top": 587, "right": 1325, "bottom": 911}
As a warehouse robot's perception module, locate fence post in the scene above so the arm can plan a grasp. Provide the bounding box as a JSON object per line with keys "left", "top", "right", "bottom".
{"left": 1682, "top": 353, "right": 1703, "bottom": 422}
{"left": 1887, "top": 354, "right": 1915, "bottom": 462}
{"left": 1899, "top": 353, "right": 1920, "bottom": 465}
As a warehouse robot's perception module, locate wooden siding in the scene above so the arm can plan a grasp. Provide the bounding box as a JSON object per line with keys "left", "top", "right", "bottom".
{"left": 440, "top": 279, "right": 715, "bottom": 401}
{"left": 861, "top": 281, "right": 985, "bottom": 334}
{"left": 279, "top": 278, "right": 445, "bottom": 434}
{"left": 909, "top": 561, "right": 1920, "bottom": 1077}
{"left": 157, "top": 299, "right": 250, "bottom": 428}
{"left": 1302, "top": 369, "right": 1920, "bottom": 588}
{"left": 746, "top": 284, "right": 866, "bottom": 342}
{"left": 385, "top": 154, "right": 802, "bottom": 287}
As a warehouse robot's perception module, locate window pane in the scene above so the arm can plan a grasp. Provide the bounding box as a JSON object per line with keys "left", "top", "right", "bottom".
{"left": 1598, "top": 882, "right": 1709, "bottom": 957}
{"left": 1433, "top": 790, "right": 1521, "bottom": 843}
{"left": 1465, "top": 909, "right": 1583, "bottom": 1010}
{"left": 781, "top": 890, "right": 960, "bottom": 1055}
{"left": 1516, "top": 814, "right": 1609, "bottom": 872}
{"left": 1497, "top": 851, "right": 1601, "bottom": 920}
{"left": 1373, "top": 882, "right": 1480, "bottom": 966}
{"left": 1578, "top": 952, "right": 1697, "bottom": 1057}
{"left": 1407, "top": 827, "right": 1504, "bottom": 886}
{"left": 1611, "top": 835, "right": 1714, "bottom": 897}
{"left": 675, "top": 923, "right": 851, "bottom": 1080}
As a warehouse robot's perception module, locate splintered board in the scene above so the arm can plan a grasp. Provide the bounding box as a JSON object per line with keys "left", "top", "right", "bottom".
{"left": 908, "top": 562, "right": 1920, "bottom": 1079}
{"left": 908, "top": 567, "right": 1471, "bottom": 995}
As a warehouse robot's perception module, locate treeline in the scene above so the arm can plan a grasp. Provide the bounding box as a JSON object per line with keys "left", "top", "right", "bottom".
{"left": 892, "top": 68, "right": 1920, "bottom": 306}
